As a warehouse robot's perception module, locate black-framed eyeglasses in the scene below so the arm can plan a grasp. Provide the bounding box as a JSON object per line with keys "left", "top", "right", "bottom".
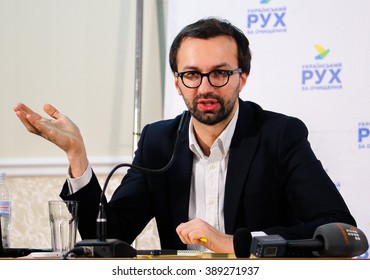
{"left": 175, "top": 68, "right": 242, "bottom": 88}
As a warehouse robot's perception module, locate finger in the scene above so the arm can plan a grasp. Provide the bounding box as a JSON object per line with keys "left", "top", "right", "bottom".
{"left": 177, "top": 234, "right": 188, "bottom": 245}
{"left": 15, "top": 111, "right": 38, "bottom": 134}
{"left": 15, "top": 104, "right": 54, "bottom": 139}
{"left": 14, "top": 103, "right": 34, "bottom": 115}
{"left": 176, "top": 223, "right": 192, "bottom": 244}
{"left": 176, "top": 223, "right": 205, "bottom": 245}
{"left": 14, "top": 103, "right": 37, "bottom": 120}
{"left": 14, "top": 104, "right": 42, "bottom": 134}
{"left": 187, "top": 230, "right": 205, "bottom": 244}
{"left": 43, "top": 104, "right": 61, "bottom": 120}
{"left": 14, "top": 103, "right": 44, "bottom": 122}
{"left": 176, "top": 222, "right": 186, "bottom": 234}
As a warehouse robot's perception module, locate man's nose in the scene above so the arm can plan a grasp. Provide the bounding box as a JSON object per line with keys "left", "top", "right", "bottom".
{"left": 197, "top": 75, "right": 213, "bottom": 93}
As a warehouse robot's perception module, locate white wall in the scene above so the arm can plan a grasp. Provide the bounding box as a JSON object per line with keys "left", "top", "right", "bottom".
{"left": 0, "top": 0, "right": 167, "bottom": 249}
{"left": 0, "top": 0, "right": 166, "bottom": 176}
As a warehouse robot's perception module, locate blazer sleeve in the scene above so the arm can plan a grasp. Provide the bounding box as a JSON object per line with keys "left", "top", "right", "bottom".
{"left": 60, "top": 124, "right": 155, "bottom": 244}
{"left": 264, "top": 116, "right": 356, "bottom": 239}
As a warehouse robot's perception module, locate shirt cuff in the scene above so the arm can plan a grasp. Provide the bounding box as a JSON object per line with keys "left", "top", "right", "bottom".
{"left": 66, "top": 164, "right": 93, "bottom": 194}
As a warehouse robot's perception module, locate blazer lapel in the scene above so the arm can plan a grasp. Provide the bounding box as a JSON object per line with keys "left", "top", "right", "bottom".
{"left": 168, "top": 116, "right": 193, "bottom": 229}
{"left": 224, "top": 101, "right": 261, "bottom": 233}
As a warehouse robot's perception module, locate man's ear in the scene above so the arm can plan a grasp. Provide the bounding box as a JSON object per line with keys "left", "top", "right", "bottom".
{"left": 239, "top": 73, "right": 248, "bottom": 92}
{"left": 174, "top": 75, "right": 182, "bottom": 95}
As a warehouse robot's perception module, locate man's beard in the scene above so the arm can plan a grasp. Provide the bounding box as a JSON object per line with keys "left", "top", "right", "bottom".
{"left": 182, "top": 91, "right": 238, "bottom": 125}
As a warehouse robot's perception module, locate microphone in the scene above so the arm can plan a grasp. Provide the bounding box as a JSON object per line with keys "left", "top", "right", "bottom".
{"left": 233, "top": 228, "right": 252, "bottom": 258}
{"left": 250, "top": 223, "right": 369, "bottom": 258}
{"left": 71, "top": 111, "right": 188, "bottom": 258}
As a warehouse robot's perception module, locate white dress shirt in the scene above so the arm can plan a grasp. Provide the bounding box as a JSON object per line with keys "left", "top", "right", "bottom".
{"left": 187, "top": 107, "right": 239, "bottom": 243}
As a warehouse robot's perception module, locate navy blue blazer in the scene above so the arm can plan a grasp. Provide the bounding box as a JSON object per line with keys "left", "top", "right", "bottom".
{"left": 61, "top": 99, "right": 356, "bottom": 250}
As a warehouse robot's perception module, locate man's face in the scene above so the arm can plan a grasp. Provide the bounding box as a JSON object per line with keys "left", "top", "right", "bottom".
{"left": 174, "top": 35, "right": 247, "bottom": 126}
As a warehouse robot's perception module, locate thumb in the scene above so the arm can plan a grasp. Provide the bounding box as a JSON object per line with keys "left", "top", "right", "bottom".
{"left": 43, "top": 104, "right": 61, "bottom": 119}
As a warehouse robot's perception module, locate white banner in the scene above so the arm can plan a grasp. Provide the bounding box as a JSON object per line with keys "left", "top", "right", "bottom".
{"left": 164, "top": 0, "right": 370, "bottom": 259}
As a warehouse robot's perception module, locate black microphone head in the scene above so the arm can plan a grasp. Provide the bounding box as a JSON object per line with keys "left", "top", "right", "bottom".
{"left": 313, "top": 223, "right": 369, "bottom": 257}
{"left": 233, "top": 228, "right": 252, "bottom": 258}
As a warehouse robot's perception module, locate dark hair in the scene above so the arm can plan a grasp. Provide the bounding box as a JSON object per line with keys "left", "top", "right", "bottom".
{"left": 169, "top": 17, "right": 251, "bottom": 74}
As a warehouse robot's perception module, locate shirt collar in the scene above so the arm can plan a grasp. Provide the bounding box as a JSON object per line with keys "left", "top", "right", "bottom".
{"left": 189, "top": 105, "right": 239, "bottom": 159}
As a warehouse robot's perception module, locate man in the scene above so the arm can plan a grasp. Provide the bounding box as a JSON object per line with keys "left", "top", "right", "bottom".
{"left": 14, "top": 17, "right": 356, "bottom": 254}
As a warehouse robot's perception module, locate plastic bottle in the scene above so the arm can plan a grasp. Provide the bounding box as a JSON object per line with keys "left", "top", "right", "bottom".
{"left": 0, "top": 173, "right": 11, "bottom": 248}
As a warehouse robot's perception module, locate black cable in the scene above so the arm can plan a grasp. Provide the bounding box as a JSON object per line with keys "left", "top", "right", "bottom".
{"left": 96, "top": 110, "right": 188, "bottom": 242}
{"left": 99, "top": 110, "right": 187, "bottom": 202}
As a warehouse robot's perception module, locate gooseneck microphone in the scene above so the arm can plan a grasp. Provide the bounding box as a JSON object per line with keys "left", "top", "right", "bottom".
{"left": 69, "top": 111, "right": 188, "bottom": 258}
{"left": 249, "top": 222, "right": 369, "bottom": 258}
